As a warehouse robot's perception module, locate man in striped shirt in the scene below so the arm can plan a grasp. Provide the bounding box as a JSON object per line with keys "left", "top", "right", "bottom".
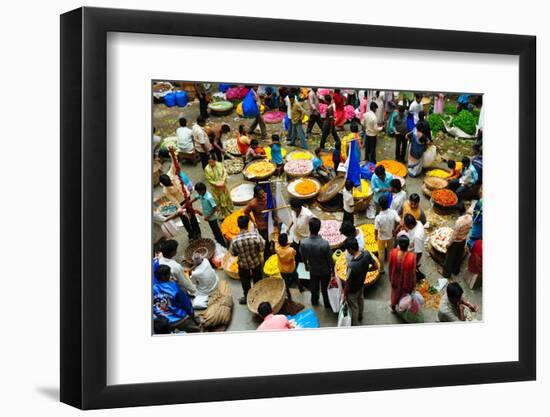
{"left": 229, "top": 215, "right": 265, "bottom": 304}
{"left": 441, "top": 202, "right": 473, "bottom": 278}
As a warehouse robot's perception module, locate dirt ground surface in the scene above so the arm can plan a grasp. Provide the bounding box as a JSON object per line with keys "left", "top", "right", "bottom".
{"left": 153, "top": 94, "right": 482, "bottom": 332}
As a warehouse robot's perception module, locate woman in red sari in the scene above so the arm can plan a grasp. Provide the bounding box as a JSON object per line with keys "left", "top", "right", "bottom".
{"left": 333, "top": 89, "right": 346, "bottom": 129}
{"left": 388, "top": 234, "right": 417, "bottom": 311}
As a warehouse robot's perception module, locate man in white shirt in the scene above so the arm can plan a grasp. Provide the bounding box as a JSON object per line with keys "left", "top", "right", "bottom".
{"left": 408, "top": 93, "right": 423, "bottom": 124}
{"left": 389, "top": 178, "right": 407, "bottom": 213}
{"left": 289, "top": 199, "right": 315, "bottom": 245}
{"left": 374, "top": 91, "right": 385, "bottom": 124}
{"left": 374, "top": 194, "right": 400, "bottom": 273}
{"left": 192, "top": 116, "right": 211, "bottom": 168}
{"left": 403, "top": 213, "right": 426, "bottom": 279}
{"left": 158, "top": 239, "right": 197, "bottom": 295}
{"left": 362, "top": 101, "right": 384, "bottom": 163}
{"left": 176, "top": 117, "right": 194, "bottom": 154}
{"left": 288, "top": 199, "right": 315, "bottom": 265}
{"left": 342, "top": 180, "right": 355, "bottom": 224}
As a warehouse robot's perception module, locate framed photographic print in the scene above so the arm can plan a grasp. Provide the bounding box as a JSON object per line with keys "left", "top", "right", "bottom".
{"left": 60, "top": 6, "right": 536, "bottom": 410}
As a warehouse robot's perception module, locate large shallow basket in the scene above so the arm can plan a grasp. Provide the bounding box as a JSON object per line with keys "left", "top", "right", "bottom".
{"left": 247, "top": 277, "right": 286, "bottom": 315}
{"left": 352, "top": 179, "right": 374, "bottom": 213}
{"left": 243, "top": 160, "right": 276, "bottom": 181}
{"left": 287, "top": 178, "right": 321, "bottom": 199}
{"left": 208, "top": 100, "right": 234, "bottom": 116}
{"left": 184, "top": 238, "right": 216, "bottom": 263}
{"left": 431, "top": 189, "right": 458, "bottom": 214}
{"left": 424, "top": 176, "right": 448, "bottom": 191}
{"left": 286, "top": 149, "right": 314, "bottom": 161}
{"left": 319, "top": 220, "right": 346, "bottom": 250}
{"left": 284, "top": 159, "right": 313, "bottom": 178}
{"left": 317, "top": 176, "right": 346, "bottom": 203}
{"left": 221, "top": 252, "right": 240, "bottom": 280}
{"left": 229, "top": 182, "right": 255, "bottom": 206}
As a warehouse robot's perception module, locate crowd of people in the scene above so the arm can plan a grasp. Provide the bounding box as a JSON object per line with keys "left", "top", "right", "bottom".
{"left": 152, "top": 83, "right": 484, "bottom": 334}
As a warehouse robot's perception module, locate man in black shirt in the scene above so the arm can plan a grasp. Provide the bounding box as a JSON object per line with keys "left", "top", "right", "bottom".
{"left": 344, "top": 237, "right": 377, "bottom": 325}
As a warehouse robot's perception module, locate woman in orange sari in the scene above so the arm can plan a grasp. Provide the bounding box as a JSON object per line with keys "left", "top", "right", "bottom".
{"left": 388, "top": 234, "right": 417, "bottom": 311}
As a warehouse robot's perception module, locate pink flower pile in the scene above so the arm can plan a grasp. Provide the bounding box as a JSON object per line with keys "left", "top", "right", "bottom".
{"left": 285, "top": 159, "right": 312, "bottom": 175}
{"left": 263, "top": 110, "right": 285, "bottom": 124}
{"left": 226, "top": 86, "right": 249, "bottom": 101}
{"left": 317, "top": 88, "right": 332, "bottom": 99}
{"left": 319, "top": 103, "right": 328, "bottom": 117}
{"left": 344, "top": 105, "right": 356, "bottom": 120}
{"left": 319, "top": 220, "right": 346, "bottom": 247}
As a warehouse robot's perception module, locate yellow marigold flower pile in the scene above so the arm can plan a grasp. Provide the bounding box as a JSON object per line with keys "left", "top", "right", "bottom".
{"left": 295, "top": 179, "right": 318, "bottom": 195}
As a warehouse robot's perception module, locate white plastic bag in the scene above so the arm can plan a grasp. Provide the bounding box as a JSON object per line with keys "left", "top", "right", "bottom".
{"left": 337, "top": 302, "right": 352, "bottom": 327}
{"left": 327, "top": 277, "right": 342, "bottom": 313}
{"left": 366, "top": 199, "right": 376, "bottom": 219}
{"left": 422, "top": 145, "right": 438, "bottom": 167}
{"left": 211, "top": 243, "right": 228, "bottom": 269}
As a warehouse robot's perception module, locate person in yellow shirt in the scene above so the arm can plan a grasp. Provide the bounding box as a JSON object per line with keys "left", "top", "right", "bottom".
{"left": 275, "top": 233, "right": 304, "bottom": 300}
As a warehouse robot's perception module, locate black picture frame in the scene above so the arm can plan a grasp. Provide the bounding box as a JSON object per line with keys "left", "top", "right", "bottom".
{"left": 60, "top": 6, "right": 536, "bottom": 410}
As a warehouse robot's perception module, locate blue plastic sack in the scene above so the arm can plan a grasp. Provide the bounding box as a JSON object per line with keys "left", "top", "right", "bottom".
{"left": 175, "top": 90, "right": 188, "bottom": 107}
{"left": 406, "top": 113, "right": 415, "bottom": 132}
{"left": 284, "top": 114, "right": 290, "bottom": 131}
{"left": 242, "top": 90, "right": 259, "bottom": 117}
{"left": 360, "top": 162, "right": 376, "bottom": 181}
{"left": 219, "top": 83, "right": 231, "bottom": 93}
{"left": 287, "top": 309, "right": 319, "bottom": 329}
{"left": 164, "top": 92, "right": 177, "bottom": 107}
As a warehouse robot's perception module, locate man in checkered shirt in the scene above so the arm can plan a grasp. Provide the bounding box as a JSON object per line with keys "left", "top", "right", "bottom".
{"left": 229, "top": 215, "right": 265, "bottom": 304}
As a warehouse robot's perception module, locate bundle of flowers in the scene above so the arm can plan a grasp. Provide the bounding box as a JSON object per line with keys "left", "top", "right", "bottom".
{"left": 432, "top": 189, "right": 458, "bottom": 207}
{"left": 226, "top": 86, "right": 249, "bottom": 101}
{"left": 377, "top": 160, "right": 408, "bottom": 178}
{"left": 284, "top": 159, "right": 313, "bottom": 175}
{"left": 295, "top": 179, "right": 318, "bottom": 195}
{"left": 319, "top": 220, "right": 346, "bottom": 248}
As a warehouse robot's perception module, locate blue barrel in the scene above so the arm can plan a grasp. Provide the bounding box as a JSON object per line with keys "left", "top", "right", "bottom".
{"left": 175, "top": 90, "right": 188, "bottom": 107}
{"left": 164, "top": 92, "right": 176, "bottom": 107}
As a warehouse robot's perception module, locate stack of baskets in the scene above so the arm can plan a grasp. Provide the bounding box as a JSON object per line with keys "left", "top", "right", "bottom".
{"left": 423, "top": 176, "right": 448, "bottom": 198}
{"left": 247, "top": 277, "right": 286, "bottom": 315}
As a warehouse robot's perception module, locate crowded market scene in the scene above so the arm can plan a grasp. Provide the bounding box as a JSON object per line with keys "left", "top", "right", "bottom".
{"left": 152, "top": 82, "right": 483, "bottom": 334}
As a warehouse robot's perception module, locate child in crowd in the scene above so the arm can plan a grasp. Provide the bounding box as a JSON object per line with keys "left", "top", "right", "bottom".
{"left": 245, "top": 139, "right": 266, "bottom": 164}
{"left": 447, "top": 159, "right": 461, "bottom": 180}
{"left": 374, "top": 194, "right": 400, "bottom": 273}
{"left": 389, "top": 178, "right": 407, "bottom": 212}
{"left": 236, "top": 124, "right": 251, "bottom": 156}
{"left": 192, "top": 182, "right": 227, "bottom": 248}
{"left": 343, "top": 180, "right": 355, "bottom": 224}
{"left": 269, "top": 134, "right": 284, "bottom": 175}
{"left": 332, "top": 141, "right": 342, "bottom": 171}
{"left": 312, "top": 147, "right": 332, "bottom": 182}
{"left": 438, "top": 282, "right": 479, "bottom": 322}
{"left": 275, "top": 233, "right": 303, "bottom": 300}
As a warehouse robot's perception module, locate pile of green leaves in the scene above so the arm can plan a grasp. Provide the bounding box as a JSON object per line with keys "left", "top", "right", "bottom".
{"left": 428, "top": 113, "right": 445, "bottom": 133}
{"left": 471, "top": 108, "right": 481, "bottom": 124}
{"left": 444, "top": 104, "right": 458, "bottom": 115}
{"left": 451, "top": 110, "right": 477, "bottom": 135}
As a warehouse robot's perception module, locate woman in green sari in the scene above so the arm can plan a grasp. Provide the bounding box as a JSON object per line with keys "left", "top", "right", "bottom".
{"left": 204, "top": 153, "right": 234, "bottom": 219}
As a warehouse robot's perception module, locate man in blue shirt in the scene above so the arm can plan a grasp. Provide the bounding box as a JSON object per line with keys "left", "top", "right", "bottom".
{"left": 192, "top": 182, "right": 226, "bottom": 247}
{"left": 371, "top": 165, "right": 394, "bottom": 209}
{"left": 153, "top": 265, "right": 200, "bottom": 333}
{"left": 269, "top": 134, "right": 284, "bottom": 175}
